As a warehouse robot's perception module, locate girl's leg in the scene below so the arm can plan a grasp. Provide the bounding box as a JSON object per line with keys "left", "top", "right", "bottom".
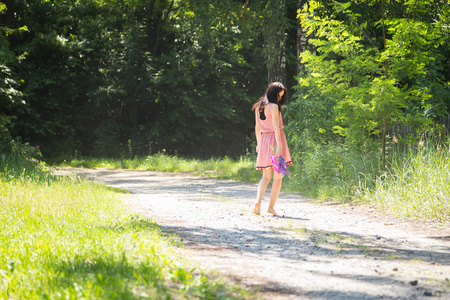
{"left": 267, "top": 171, "right": 283, "bottom": 216}
{"left": 254, "top": 168, "right": 273, "bottom": 215}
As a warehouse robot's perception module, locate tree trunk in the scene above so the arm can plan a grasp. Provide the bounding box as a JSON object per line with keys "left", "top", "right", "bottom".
{"left": 381, "top": 0, "right": 389, "bottom": 79}
{"left": 240, "top": 0, "right": 250, "bottom": 22}
{"left": 380, "top": 0, "right": 389, "bottom": 168}
{"left": 143, "top": 0, "right": 157, "bottom": 50}
{"left": 267, "top": 0, "right": 286, "bottom": 85}
{"left": 297, "top": 0, "right": 312, "bottom": 75}
{"left": 153, "top": 0, "right": 175, "bottom": 56}
{"left": 267, "top": 34, "right": 286, "bottom": 85}
{"left": 382, "top": 118, "right": 387, "bottom": 167}
{"left": 138, "top": 0, "right": 157, "bottom": 67}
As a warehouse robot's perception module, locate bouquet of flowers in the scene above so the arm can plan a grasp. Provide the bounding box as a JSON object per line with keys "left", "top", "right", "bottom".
{"left": 271, "top": 155, "right": 290, "bottom": 177}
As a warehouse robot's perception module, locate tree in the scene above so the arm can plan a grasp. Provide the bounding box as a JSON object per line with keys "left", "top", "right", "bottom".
{"left": 0, "top": 1, "right": 26, "bottom": 153}
{"left": 266, "top": 0, "right": 287, "bottom": 84}
{"left": 296, "top": 0, "right": 314, "bottom": 75}
{"left": 6, "top": 0, "right": 270, "bottom": 158}
{"left": 150, "top": 0, "right": 263, "bottom": 156}
{"left": 290, "top": 0, "right": 450, "bottom": 165}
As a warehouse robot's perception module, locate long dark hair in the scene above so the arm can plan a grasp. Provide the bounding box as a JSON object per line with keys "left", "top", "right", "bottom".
{"left": 251, "top": 82, "right": 287, "bottom": 115}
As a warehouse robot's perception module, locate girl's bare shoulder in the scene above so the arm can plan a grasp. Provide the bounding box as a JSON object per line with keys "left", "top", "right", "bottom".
{"left": 268, "top": 103, "right": 279, "bottom": 114}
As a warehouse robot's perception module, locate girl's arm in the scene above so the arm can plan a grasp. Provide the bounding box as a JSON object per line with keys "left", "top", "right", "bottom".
{"left": 255, "top": 111, "right": 261, "bottom": 152}
{"left": 270, "top": 104, "right": 283, "bottom": 156}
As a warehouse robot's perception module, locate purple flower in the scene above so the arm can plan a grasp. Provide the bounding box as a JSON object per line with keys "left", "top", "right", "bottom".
{"left": 36, "top": 145, "right": 40, "bottom": 149}
{"left": 271, "top": 155, "right": 290, "bottom": 177}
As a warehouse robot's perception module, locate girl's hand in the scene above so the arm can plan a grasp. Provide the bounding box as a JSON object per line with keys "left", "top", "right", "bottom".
{"left": 256, "top": 145, "right": 260, "bottom": 153}
{"left": 276, "top": 147, "right": 282, "bottom": 157}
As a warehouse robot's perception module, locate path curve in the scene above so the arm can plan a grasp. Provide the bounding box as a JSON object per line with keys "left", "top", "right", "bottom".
{"left": 56, "top": 168, "right": 450, "bottom": 299}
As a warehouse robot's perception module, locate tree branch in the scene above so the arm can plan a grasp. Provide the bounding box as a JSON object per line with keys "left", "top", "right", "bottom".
{"left": 143, "top": 0, "right": 157, "bottom": 49}
{"left": 380, "top": 0, "right": 388, "bottom": 79}
{"left": 240, "top": 0, "right": 250, "bottom": 22}
{"left": 153, "top": 0, "right": 175, "bottom": 56}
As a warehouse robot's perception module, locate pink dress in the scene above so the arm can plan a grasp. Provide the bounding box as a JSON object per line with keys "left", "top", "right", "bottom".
{"left": 256, "top": 103, "right": 292, "bottom": 170}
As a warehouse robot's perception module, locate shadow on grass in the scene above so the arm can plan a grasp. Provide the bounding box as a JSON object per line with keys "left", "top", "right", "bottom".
{"left": 51, "top": 253, "right": 166, "bottom": 299}
{"left": 40, "top": 218, "right": 250, "bottom": 300}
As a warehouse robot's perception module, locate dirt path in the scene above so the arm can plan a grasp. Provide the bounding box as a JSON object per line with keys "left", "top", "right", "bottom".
{"left": 56, "top": 168, "right": 450, "bottom": 299}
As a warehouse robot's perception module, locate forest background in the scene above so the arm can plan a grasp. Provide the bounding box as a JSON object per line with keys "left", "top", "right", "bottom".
{"left": 1, "top": 0, "right": 450, "bottom": 220}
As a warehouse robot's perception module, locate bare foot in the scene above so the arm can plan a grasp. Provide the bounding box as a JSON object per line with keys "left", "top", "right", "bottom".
{"left": 267, "top": 208, "right": 280, "bottom": 216}
{"left": 253, "top": 203, "right": 261, "bottom": 215}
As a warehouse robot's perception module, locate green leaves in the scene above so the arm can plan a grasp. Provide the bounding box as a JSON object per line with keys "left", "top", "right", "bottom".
{"left": 5, "top": 0, "right": 269, "bottom": 158}
{"left": 289, "top": 0, "right": 449, "bottom": 163}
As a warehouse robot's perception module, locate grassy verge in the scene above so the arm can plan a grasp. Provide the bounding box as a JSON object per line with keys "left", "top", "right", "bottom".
{"left": 0, "top": 157, "right": 255, "bottom": 299}
{"left": 59, "top": 154, "right": 261, "bottom": 183}
{"left": 288, "top": 140, "right": 450, "bottom": 222}
{"left": 356, "top": 145, "right": 450, "bottom": 222}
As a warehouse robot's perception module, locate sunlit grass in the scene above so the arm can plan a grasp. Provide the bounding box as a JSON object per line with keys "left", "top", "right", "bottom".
{"left": 284, "top": 137, "right": 450, "bottom": 222}
{"left": 61, "top": 153, "right": 261, "bottom": 183}
{"left": 0, "top": 160, "right": 255, "bottom": 299}
{"left": 357, "top": 144, "right": 450, "bottom": 221}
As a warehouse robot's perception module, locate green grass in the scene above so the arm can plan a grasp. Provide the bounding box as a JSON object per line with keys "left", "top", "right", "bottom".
{"left": 289, "top": 140, "right": 450, "bottom": 222}
{"left": 59, "top": 153, "right": 261, "bottom": 183}
{"left": 0, "top": 157, "right": 255, "bottom": 299}
{"left": 357, "top": 145, "right": 450, "bottom": 221}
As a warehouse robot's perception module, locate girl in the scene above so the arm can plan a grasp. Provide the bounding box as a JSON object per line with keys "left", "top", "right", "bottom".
{"left": 252, "top": 82, "right": 292, "bottom": 216}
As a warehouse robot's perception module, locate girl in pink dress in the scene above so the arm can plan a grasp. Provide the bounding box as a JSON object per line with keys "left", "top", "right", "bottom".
{"left": 252, "top": 82, "right": 292, "bottom": 216}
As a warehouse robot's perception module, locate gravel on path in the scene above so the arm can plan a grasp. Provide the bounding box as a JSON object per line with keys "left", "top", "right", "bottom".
{"left": 56, "top": 168, "right": 450, "bottom": 300}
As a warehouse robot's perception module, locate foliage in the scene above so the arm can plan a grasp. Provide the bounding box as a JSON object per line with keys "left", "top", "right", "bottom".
{"left": 284, "top": 0, "right": 449, "bottom": 220}
{"left": 0, "top": 3, "right": 27, "bottom": 156}
{"left": 150, "top": 0, "right": 261, "bottom": 156}
{"left": 5, "top": 0, "right": 269, "bottom": 159}
{"left": 283, "top": 131, "right": 380, "bottom": 199}
{"left": 289, "top": 0, "right": 450, "bottom": 165}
